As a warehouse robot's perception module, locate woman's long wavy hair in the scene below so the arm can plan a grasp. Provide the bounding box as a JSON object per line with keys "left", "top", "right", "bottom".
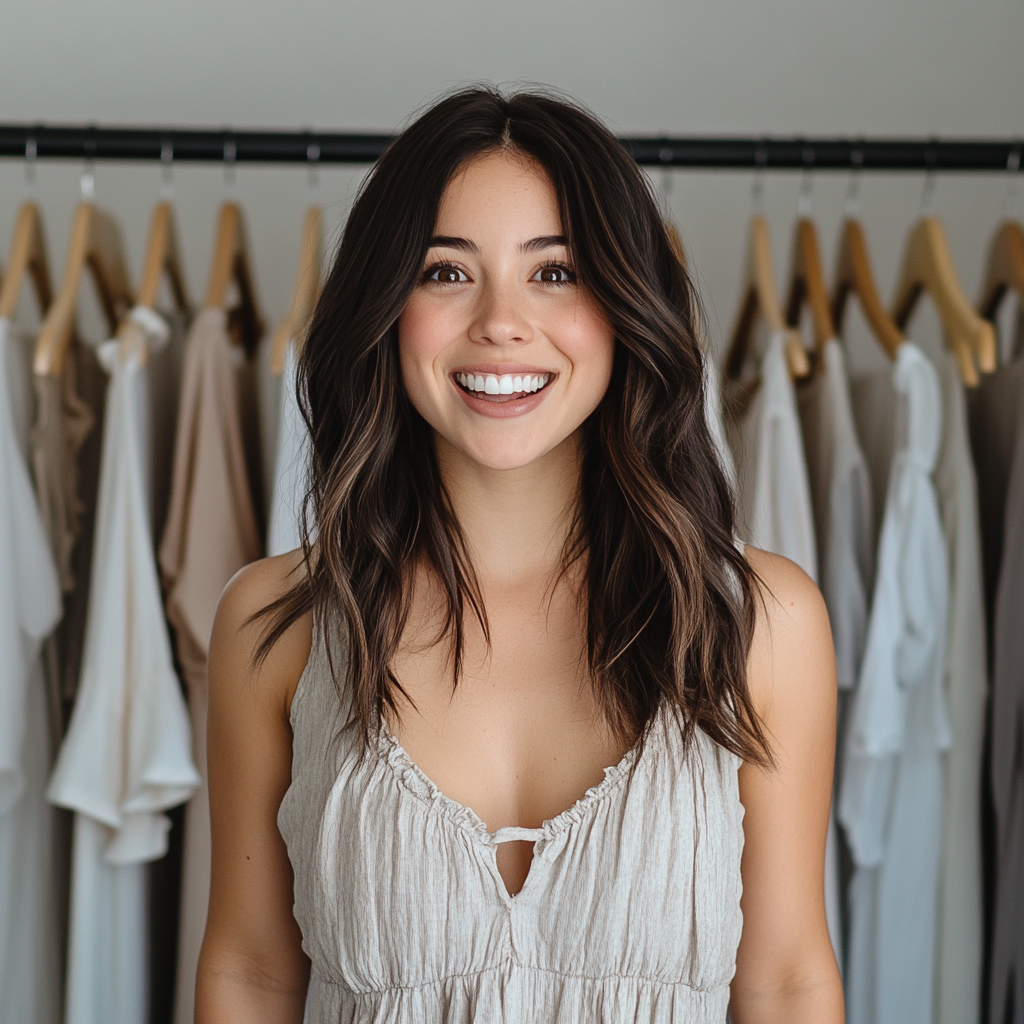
{"left": 255, "top": 86, "right": 771, "bottom": 767}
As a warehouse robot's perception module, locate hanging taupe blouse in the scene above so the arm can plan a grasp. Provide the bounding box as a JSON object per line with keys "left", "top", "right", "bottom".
{"left": 159, "top": 306, "right": 263, "bottom": 1024}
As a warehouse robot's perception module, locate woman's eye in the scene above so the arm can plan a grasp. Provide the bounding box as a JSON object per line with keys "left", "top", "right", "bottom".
{"left": 533, "top": 264, "right": 575, "bottom": 284}
{"left": 425, "top": 265, "right": 468, "bottom": 285}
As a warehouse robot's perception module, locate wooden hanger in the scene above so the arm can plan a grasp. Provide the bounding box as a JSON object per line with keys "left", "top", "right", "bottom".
{"left": 977, "top": 219, "right": 1024, "bottom": 321}
{"left": 832, "top": 218, "right": 904, "bottom": 359}
{"left": 784, "top": 217, "right": 836, "bottom": 369}
{"left": 0, "top": 201, "right": 53, "bottom": 321}
{"left": 133, "top": 200, "right": 189, "bottom": 313}
{"left": 204, "top": 201, "right": 263, "bottom": 354}
{"left": 116, "top": 200, "right": 191, "bottom": 365}
{"left": 891, "top": 216, "right": 996, "bottom": 386}
{"left": 725, "top": 214, "right": 810, "bottom": 381}
{"left": 271, "top": 206, "right": 322, "bottom": 375}
{"left": 34, "top": 202, "right": 133, "bottom": 376}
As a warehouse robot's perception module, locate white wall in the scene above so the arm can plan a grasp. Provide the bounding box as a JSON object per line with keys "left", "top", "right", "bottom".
{"left": 1, "top": 0, "right": 1023, "bottom": 407}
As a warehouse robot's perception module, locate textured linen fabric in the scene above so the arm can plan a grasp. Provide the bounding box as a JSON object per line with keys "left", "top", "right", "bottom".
{"left": 0, "top": 318, "right": 64, "bottom": 1024}
{"left": 840, "top": 342, "right": 949, "bottom": 1024}
{"left": 159, "top": 306, "right": 264, "bottom": 1024}
{"left": 278, "top": 620, "right": 745, "bottom": 1024}
{"left": 48, "top": 310, "right": 201, "bottom": 1024}
{"left": 723, "top": 327, "right": 844, "bottom": 959}
{"left": 932, "top": 353, "right": 987, "bottom": 1024}
{"left": 268, "top": 339, "right": 310, "bottom": 556}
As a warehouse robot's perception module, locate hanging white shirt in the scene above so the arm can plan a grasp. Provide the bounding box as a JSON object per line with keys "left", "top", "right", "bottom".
{"left": 725, "top": 328, "right": 818, "bottom": 580}
{"left": 267, "top": 338, "right": 310, "bottom": 556}
{"left": 840, "top": 341, "right": 949, "bottom": 1024}
{"left": 724, "top": 327, "right": 847, "bottom": 960}
{"left": 0, "top": 317, "right": 64, "bottom": 1024}
{"left": 48, "top": 308, "right": 200, "bottom": 1024}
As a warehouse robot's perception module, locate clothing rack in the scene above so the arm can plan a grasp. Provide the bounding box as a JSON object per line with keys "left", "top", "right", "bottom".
{"left": 1, "top": 124, "right": 1022, "bottom": 171}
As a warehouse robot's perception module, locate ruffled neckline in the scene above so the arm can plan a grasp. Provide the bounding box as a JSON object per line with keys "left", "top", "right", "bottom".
{"left": 377, "top": 713, "right": 654, "bottom": 848}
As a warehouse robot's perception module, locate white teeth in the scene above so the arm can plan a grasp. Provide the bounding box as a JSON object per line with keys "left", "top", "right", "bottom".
{"left": 458, "top": 372, "right": 551, "bottom": 394}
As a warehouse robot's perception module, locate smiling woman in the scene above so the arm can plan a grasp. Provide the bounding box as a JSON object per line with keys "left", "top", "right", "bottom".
{"left": 196, "top": 87, "right": 844, "bottom": 1024}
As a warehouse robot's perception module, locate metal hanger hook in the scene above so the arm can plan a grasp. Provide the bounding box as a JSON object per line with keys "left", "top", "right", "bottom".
{"left": 24, "top": 137, "right": 37, "bottom": 197}
{"left": 920, "top": 144, "right": 938, "bottom": 214}
{"left": 307, "top": 141, "right": 321, "bottom": 197}
{"left": 160, "top": 140, "right": 174, "bottom": 201}
{"left": 796, "top": 147, "right": 815, "bottom": 216}
{"left": 844, "top": 148, "right": 864, "bottom": 217}
{"left": 751, "top": 144, "right": 768, "bottom": 213}
{"left": 223, "top": 136, "right": 237, "bottom": 194}
{"left": 80, "top": 160, "right": 96, "bottom": 200}
{"left": 920, "top": 170, "right": 937, "bottom": 214}
{"left": 659, "top": 165, "right": 674, "bottom": 219}
{"left": 80, "top": 135, "right": 97, "bottom": 200}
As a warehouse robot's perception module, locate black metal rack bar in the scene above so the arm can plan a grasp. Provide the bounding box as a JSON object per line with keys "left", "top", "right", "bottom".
{"left": 0, "top": 124, "right": 1021, "bottom": 171}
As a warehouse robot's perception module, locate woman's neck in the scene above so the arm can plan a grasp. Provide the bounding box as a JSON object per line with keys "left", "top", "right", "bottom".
{"left": 434, "top": 431, "right": 582, "bottom": 588}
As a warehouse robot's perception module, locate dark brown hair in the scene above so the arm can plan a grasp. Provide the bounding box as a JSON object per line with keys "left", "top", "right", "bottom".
{"left": 255, "top": 86, "right": 770, "bottom": 766}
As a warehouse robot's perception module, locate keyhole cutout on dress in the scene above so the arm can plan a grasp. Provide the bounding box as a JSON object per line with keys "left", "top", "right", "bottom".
{"left": 495, "top": 839, "right": 536, "bottom": 898}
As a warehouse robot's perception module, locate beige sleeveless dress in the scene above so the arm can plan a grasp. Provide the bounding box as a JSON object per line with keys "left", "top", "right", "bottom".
{"left": 278, "top": 622, "right": 746, "bottom": 1023}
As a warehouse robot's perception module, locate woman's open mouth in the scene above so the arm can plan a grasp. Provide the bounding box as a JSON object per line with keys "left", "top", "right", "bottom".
{"left": 453, "top": 371, "right": 553, "bottom": 404}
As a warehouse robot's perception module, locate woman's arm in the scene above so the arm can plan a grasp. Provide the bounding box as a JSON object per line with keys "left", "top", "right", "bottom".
{"left": 195, "top": 552, "right": 313, "bottom": 1024}
{"left": 730, "top": 547, "right": 845, "bottom": 1024}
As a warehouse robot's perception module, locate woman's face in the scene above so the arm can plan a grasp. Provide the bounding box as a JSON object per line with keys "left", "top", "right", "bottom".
{"left": 398, "top": 151, "right": 615, "bottom": 472}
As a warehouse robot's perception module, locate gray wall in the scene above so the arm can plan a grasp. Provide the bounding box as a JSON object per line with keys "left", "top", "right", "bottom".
{"left": 2, "top": 0, "right": 1023, "bottom": 411}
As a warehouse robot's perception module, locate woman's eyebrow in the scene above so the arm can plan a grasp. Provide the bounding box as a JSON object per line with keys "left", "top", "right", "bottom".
{"left": 426, "top": 235, "right": 569, "bottom": 254}
{"left": 520, "top": 235, "right": 569, "bottom": 253}
{"left": 428, "top": 235, "right": 478, "bottom": 253}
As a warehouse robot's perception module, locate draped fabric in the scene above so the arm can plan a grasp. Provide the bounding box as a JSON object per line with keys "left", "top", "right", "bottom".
{"left": 48, "top": 310, "right": 200, "bottom": 1024}
{"left": 932, "top": 353, "right": 987, "bottom": 1024}
{"left": 841, "top": 342, "right": 949, "bottom": 1024}
{"left": 268, "top": 339, "right": 310, "bottom": 556}
{"left": 279, "top": 620, "right": 746, "bottom": 1024}
{"left": 0, "top": 318, "right": 64, "bottom": 1024}
{"left": 159, "top": 306, "right": 264, "bottom": 1024}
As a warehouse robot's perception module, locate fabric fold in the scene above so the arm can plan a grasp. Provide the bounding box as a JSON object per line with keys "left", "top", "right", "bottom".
{"left": 48, "top": 311, "right": 198, "bottom": 1024}
{"left": 840, "top": 341, "right": 949, "bottom": 1024}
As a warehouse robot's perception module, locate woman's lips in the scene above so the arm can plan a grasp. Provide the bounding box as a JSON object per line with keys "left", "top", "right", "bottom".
{"left": 450, "top": 370, "right": 556, "bottom": 418}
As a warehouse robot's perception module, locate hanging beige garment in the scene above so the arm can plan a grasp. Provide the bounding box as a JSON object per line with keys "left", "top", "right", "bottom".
{"left": 933, "top": 352, "right": 987, "bottom": 1024}
{"left": 160, "top": 306, "right": 263, "bottom": 1024}
{"left": 30, "top": 338, "right": 107, "bottom": 744}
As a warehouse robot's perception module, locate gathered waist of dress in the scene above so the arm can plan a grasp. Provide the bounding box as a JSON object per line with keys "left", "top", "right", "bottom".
{"left": 313, "top": 961, "right": 731, "bottom": 1024}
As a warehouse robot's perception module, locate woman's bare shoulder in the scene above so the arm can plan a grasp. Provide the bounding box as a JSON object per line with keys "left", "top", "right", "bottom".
{"left": 741, "top": 546, "right": 836, "bottom": 720}
{"left": 210, "top": 549, "right": 314, "bottom": 716}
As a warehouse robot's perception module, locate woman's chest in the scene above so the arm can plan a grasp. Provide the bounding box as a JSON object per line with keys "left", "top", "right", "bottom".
{"left": 387, "top": 582, "right": 628, "bottom": 892}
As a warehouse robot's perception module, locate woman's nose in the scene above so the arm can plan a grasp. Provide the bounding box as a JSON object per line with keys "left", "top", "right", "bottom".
{"left": 468, "top": 279, "right": 533, "bottom": 346}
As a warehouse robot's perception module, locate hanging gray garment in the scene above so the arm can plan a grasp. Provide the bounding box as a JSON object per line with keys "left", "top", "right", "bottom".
{"left": 970, "top": 353, "right": 1024, "bottom": 1023}
{"left": 278, "top": 621, "right": 746, "bottom": 1024}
